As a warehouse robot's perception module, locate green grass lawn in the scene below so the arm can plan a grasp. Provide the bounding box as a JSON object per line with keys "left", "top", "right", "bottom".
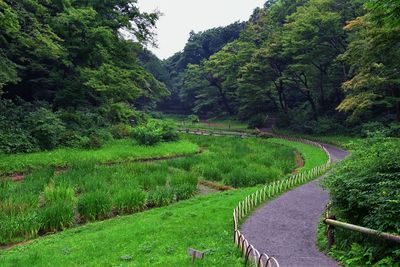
{"left": 0, "top": 137, "right": 328, "bottom": 266}
{"left": 269, "top": 138, "right": 328, "bottom": 170}
{"left": 167, "top": 115, "right": 253, "bottom": 133}
{"left": 0, "top": 139, "right": 199, "bottom": 175}
{"left": 272, "top": 129, "right": 362, "bottom": 149}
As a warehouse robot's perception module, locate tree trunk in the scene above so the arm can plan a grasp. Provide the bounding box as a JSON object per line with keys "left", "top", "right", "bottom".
{"left": 216, "top": 84, "right": 233, "bottom": 115}
{"left": 307, "top": 93, "right": 318, "bottom": 121}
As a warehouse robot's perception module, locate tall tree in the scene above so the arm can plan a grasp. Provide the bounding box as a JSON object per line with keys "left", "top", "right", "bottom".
{"left": 338, "top": 0, "right": 400, "bottom": 122}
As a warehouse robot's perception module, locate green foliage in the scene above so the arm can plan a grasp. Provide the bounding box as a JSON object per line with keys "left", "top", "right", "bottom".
{"left": 0, "top": 127, "right": 38, "bottom": 154}
{"left": 0, "top": 139, "right": 198, "bottom": 174}
{"left": 26, "top": 108, "right": 66, "bottom": 150}
{"left": 110, "top": 123, "right": 134, "bottom": 139}
{"left": 147, "top": 187, "right": 175, "bottom": 208}
{"left": 114, "top": 189, "right": 146, "bottom": 215}
{"left": 324, "top": 137, "right": 400, "bottom": 264}
{"left": 160, "top": 22, "right": 245, "bottom": 114}
{"left": 132, "top": 120, "right": 178, "bottom": 146}
{"left": 78, "top": 191, "right": 112, "bottom": 222}
{"left": 100, "top": 103, "right": 137, "bottom": 124}
{"left": 0, "top": 0, "right": 168, "bottom": 154}
{"left": 187, "top": 114, "right": 200, "bottom": 125}
{"left": 0, "top": 212, "right": 41, "bottom": 245}
{"left": 162, "top": 0, "right": 399, "bottom": 131}
{"left": 40, "top": 184, "right": 76, "bottom": 232}
{"left": 338, "top": 1, "right": 400, "bottom": 123}
{"left": 0, "top": 135, "right": 328, "bottom": 266}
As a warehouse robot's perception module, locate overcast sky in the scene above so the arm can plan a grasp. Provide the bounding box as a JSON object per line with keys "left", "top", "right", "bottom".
{"left": 137, "top": 0, "right": 265, "bottom": 59}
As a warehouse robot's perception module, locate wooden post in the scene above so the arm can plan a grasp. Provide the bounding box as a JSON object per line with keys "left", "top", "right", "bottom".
{"left": 326, "top": 215, "right": 336, "bottom": 249}
{"left": 187, "top": 248, "right": 205, "bottom": 263}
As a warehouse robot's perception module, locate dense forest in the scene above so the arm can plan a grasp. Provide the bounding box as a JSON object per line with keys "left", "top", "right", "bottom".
{"left": 0, "top": 0, "right": 168, "bottom": 153}
{"left": 157, "top": 0, "right": 400, "bottom": 135}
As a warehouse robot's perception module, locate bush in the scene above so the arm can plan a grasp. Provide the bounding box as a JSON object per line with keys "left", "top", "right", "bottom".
{"left": 110, "top": 123, "right": 133, "bottom": 139}
{"left": 59, "top": 109, "right": 108, "bottom": 132}
{"left": 158, "top": 120, "right": 179, "bottom": 142}
{"left": 114, "top": 188, "right": 146, "bottom": 214}
{"left": 360, "top": 121, "right": 400, "bottom": 137}
{"left": 324, "top": 137, "right": 400, "bottom": 264}
{"left": 187, "top": 114, "right": 199, "bottom": 125}
{"left": 132, "top": 120, "right": 178, "bottom": 145}
{"left": 98, "top": 102, "right": 145, "bottom": 125}
{"left": 132, "top": 121, "right": 162, "bottom": 145}
{"left": 78, "top": 191, "right": 112, "bottom": 221}
{"left": 0, "top": 127, "right": 38, "bottom": 154}
{"left": 84, "top": 129, "right": 113, "bottom": 149}
{"left": 60, "top": 130, "right": 91, "bottom": 148}
{"left": 26, "top": 108, "right": 66, "bottom": 150}
{"left": 149, "top": 111, "right": 165, "bottom": 119}
{"left": 39, "top": 184, "right": 76, "bottom": 232}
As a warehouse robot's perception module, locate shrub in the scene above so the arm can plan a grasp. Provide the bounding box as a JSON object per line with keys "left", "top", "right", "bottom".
{"left": 114, "top": 188, "right": 146, "bottom": 214}
{"left": 110, "top": 123, "right": 133, "bottom": 139}
{"left": 132, "top": 120, "right": 162, "bottom": 145}
{"left": 0, "top": 127, "right": 38, "bottom": 154}
{"left": 59, "top": 109, "right": 107, "bottom": 131}
{"left": 39, "top": 184, "right": 76, "bottom": 232}
{"left": 78, "top": 191, "right": 112, "bottom": 221}
{"left": 0, "top": 100, "right": 38, "bottom": 153}
{"left": 324, "top": 137, "right": 400, "bottom": 264}
{"left": 84, "top": 129, "right": 113, "bottom": 149}
{"left": 149, "top": 111, "right": 165, "bottom": 119}
{"left": 60, "top": 130, "right": 91, "bottom": 148}
{"left": 187, "top": 114, "right": 200, "bottom": 125}
{"left": 26, "top": 108, "right": 66, "bottom": 150}
{"left": 98, "top": 102, "right": 145, "bottom": 124}
{"left": 132, "top": 120, "right": 178, "bottom": 145}
{"left": 360, "top": 121, "right": 400, "bottom": 137}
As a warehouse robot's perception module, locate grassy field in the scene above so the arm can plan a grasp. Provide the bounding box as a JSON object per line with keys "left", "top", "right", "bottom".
{"left": 0, "top": 135, "right": 300, "bottom": 247}
{"left": 272, "top": 129, "right": 361, "bottom": 149}
{"left": 0, "top": 136, "right": 328, "bottom": 266}
{"left": 0, "top": 139, "right": 199, "bottom": 175}
{"left": 167, "top": 115, "right": 253, "bottom": 133}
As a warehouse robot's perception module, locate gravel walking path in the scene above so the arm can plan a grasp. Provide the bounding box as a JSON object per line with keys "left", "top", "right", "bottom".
{"left": 241, "top": 144, "right": 348, "bottom": 267}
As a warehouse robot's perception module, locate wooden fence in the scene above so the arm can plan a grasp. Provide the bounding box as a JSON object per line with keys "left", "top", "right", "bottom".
{"left": 324, "top": 203, "right": 400, "bottom": 249}
{"left": 180, "top": 129, "right": 333, "bottom": 266}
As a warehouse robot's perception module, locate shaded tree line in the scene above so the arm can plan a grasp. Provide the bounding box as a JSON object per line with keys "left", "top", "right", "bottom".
{"left": 158, "top": 21, "right": 246, "bottom": 113}
{"left": 0, "top": 0, "right": 169, "bottom": 153}
{"left": 164, "top": 0, "right": 400, "bottom": 134}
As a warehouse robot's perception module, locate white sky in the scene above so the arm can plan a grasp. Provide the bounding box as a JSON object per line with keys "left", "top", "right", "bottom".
{"left": 137, "top": 0, "right": 266, "bottom": 59}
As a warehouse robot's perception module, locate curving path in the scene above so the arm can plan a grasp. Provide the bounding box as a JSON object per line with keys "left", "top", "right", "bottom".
{"left": 241, "top": 144, "right": 348, "bottom": 267}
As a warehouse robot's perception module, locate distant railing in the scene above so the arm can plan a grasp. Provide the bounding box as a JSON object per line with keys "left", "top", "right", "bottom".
{"left": 180, "top": 129, "right": 333, "bottom": 266}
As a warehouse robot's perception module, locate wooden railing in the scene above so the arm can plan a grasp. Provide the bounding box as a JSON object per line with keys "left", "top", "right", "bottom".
{"left": 324, "top": 204, "right": 400, "bottom": 249}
